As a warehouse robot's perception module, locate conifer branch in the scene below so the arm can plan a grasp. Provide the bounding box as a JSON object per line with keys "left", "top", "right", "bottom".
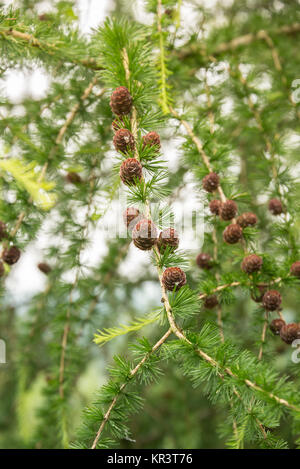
{"left": 177, "top": 23, "right": 300, "bottom": 60}
{"left": 0, "top": 27, "right": 102, "bottom": 70}
{"left": 55, "top": 78, "right": 100, "bottom": 146}
{"left": 169, "top": 107, "right": 227, "bottom": 203}
{"left": 94, "top": 312, "right": 159, "bottom": 347}
{"left": 230, "top": 63, "right": 297, "bottom": 255}
{"left": 156, "top": 0, "right": 170, "bottom": 114}
{"left": 166, "top": 306, "right": 300, "bottom": 413}
{"left": 7, "top": 77, "right": 100, "bottom": 246}
{"left": 259, "top": 31, "right": 300, "bottom": 121}
{"left": 170, "top": 106, "right": 248, "bottom": 253}
{"left": 198, "top": 277, "right": 283, "bottom": 300}
{"left": 91, "top": 328, "right": 172, "bottom": 449}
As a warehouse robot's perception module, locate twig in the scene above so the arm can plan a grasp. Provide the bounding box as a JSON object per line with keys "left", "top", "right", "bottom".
{"left": 177, "top": 23, "right": 300, "bottom": 61}
{"left": 259, "top": 31, "right": 300, "bottom": 121}
{"left": 258, "top": 311, "right": 269, "bottom": 361}
{"left": 1, "top": 28, "right": 102, "bottom": 70}
{"left": 198, "top": 277, "right": 283, "bottom": 300}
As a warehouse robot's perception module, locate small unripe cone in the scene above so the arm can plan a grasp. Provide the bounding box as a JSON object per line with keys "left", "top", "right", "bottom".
{"left": 223, "top": 224, "right": 243, "bottom": 244}
{"left": 66, "top": 172, "right": 82, "bottom": 184}
{"left": 113, "top": 129, "right": 135, "bottom": 153}
{"left": 270, "top": 318, "right": 285, "bottom": 335}
{"left": 142, "top": 131, "right": 161, "bottom": 151}
{"left": 236, "top": 212, "right": 257, "bottom": 228}
{"left": 123, "top": 207, "right": 141, "bottom": 229}
{"left": 119, "top": 158, "right": 143, "bottom": 186}
{"left": 3, "top": 246, "right": 21, "bottom": 265}
{"left": 202, "top": 172, "right": 220, "bottom": 193}
{"left": 268, "top": 198, "right": 283, "bottom": 215}
{"left": 196, "top": 253, "right": 212, "bottom": 270}
{"left": 39, "top": 13, "right": 51, "bottom": 21}
{"left": 220, "top": 200, "right": 238, "bottom": 221}
{"left": 157, "top": 228, "right": 179, "bottom": 253}
{"left": 0, "top": 261, "right": 4, "bottom": 277}
{"left": 162, "top": 266, "right": 186, "bottom": 291}
{"left": 251, "top": 284, "right": 267, "bottom": 303}
{"left": 203, "top": 295, "right": 218, "bottom": 309}
{"left": 209, "top": 199, "right": 221, "bottom": 215}
{"left": 280, "top": 323, "right": 300, "bottom": 344}
{"left": 241, "top": 254, "right": 263, "bottom": 274}
{"left": 290, "top": 261, "right": 300, "bottom": 278}
{"left": 262, "top": 290, "right": 282, "bottom": 311}
{"left": 110, "top": 86, "right": 133, "bottom": 116}
{"left": 38, "top": 262, "right": 52, "bottom": 275}
{"left": 132, "top": 219, "right": 158, "bottom": 250}
{"left": 164, "top": 8, "right": 173, "bottom": 17}
{"left": 0, "top": 221, "right": 8, "bottom": 241}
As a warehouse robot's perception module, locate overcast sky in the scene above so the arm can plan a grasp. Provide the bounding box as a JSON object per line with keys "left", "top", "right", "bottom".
{"left": 2, "top": 0, "right": 205, "bottom": 304}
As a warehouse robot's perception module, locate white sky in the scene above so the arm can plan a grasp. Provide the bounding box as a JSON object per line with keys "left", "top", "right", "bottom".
{"left": 2, "top": 0, "right": 205, "bottom": 302}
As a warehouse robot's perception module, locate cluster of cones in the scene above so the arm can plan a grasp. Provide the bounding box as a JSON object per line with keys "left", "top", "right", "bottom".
{"left": 110, "top": 86, "right": 186, "bottom": 293}
{"left": 197, "top": 198, "right": 300, "bottom": 346}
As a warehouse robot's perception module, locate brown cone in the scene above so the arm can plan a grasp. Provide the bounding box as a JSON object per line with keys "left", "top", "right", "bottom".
{"left": 110, "top": 86, "right": 133, "bottom": 116}
{"left": 196, "top": 253, "right": 212, "bottom": 270}
{"left": 270, "top": 318, "right": 286, "bottom": 336}
{"left": 220, "top": 200, "right": 238, "bottom": 221}
{"left": 157, "top": 228, "right": 179, "bottom": 253}
{"left": 113, "top": 129, "right": 135, "bottom": 153}
{"left": 119, "top": 158, "right": 143, "bottom": 186}
{"left": 209, "top": 199, "right": 221, "bottom": 215}
{"left": 236, "top": 212, "right": 257, "bottom": 228}
{"left": 38, "top": 262, "right": 52, "bottom": 275}
{"left": 280, "top": 323, "right": 300, "bottom": 344}
{"left": 262, "top": 290, "right": 282, "bottom": 311}
{"left": 241, "top": 254, "right": 263, "bottom": 274}
{"left": 223, "top": 224, "right": 243, "bottom": 244}
{"left": 290, "top": 261, "right": 300, "bottom": 278}
{"left": 162, "top": 267, "right": 186, "bottom": 291}
{"left": 142, "top": 131, "right": 161, "bottom": 151}
{"left": 202, "top": 172, "right": 220, "bottom": 193}
{"left": 268, "top": 198, "right": 283, "bottom": 215}
{"left": 203, "top": 295, "right": 218, "bottom": 309}
{"left": 66, "top": 172, "right": 82, "bottom": 184}
{"left": 3, "top": 246, "right": 21, "bottom": 265}
{"left": 132, "top": 219, "right": 158, "bottom": 250}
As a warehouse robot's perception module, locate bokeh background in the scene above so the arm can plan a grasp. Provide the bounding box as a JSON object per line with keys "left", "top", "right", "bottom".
{"left": 0, "top": 0, "right": 300, "bottom": 449}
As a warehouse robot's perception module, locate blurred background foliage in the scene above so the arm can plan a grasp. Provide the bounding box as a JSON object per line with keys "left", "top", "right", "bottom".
{"left": 0, "top": 0, "right": 299, "bottom": 449}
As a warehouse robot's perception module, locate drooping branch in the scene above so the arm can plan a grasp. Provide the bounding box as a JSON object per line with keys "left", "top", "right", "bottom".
{"left": 177, "top": 23, "right": 300, "bottom": 61}
{"left": 91, "top": 328, "right": 172, "bottom": 449}
{"left": 0, "top": 27, "right": 102, "bottom": 70}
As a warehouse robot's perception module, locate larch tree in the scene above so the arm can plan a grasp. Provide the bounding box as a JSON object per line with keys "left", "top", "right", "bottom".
{"left": 0, "top": 0, "right": 300, "bottom": 450}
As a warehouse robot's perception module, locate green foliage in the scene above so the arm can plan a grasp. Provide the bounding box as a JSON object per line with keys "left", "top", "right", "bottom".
{"left": 0, "top": 0, "right": 300, "bottom": 452}
{"left": 94, "top": 312, "right": 160, "bottom": 347}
